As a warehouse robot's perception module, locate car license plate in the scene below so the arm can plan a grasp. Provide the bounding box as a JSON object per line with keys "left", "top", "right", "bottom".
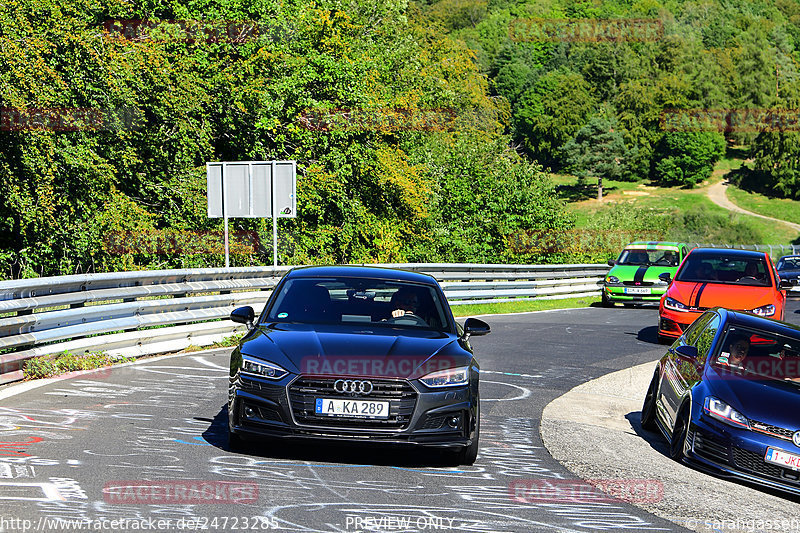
{"left": 625, "top": 287, "right": 651, "bottom": 295}
{"left": 315, "top": 398, "right": 389, "bottom": 419}
{"left": 765, "top": 448, "right": 800, "bottom": 470}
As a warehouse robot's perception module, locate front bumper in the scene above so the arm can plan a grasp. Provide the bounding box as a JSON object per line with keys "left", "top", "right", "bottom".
{"left": 686, "top": 415, "right": 800, "bottom": 496}
{"left": 228, "top": 373, "right": 477, "bottom": 449}
{"left": 603, "top": 284, "right": 666, "bottom": 303}
{"left": 657, "top": 308, "right": 703, "bottom": 339}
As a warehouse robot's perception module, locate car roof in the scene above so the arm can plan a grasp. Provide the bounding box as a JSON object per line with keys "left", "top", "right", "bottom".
{"left": 626, "top": 241, "right": 685, "bottom": 249}
{"left": 718, "top": 308, "right": 800, "bottom": 338}
{"left": 284, "top": 265, "right": 438, "bottom": 284}
{"left": 778, "top": 255, "right": 800, "bottom": 260}
{"left": 687, "top": 248, "right": 768, "bottom": 259}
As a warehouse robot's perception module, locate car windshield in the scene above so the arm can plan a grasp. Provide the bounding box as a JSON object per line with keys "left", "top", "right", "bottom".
{"left": 712, "top": 327, "right": 800, "bottom": 385}
{"left": 264, "top": 277, "right": 450, "bottom": 331}
{"left": 616, "top": 248, "right": 679, "bottom": 266}
{"left": 675, "top": 254, "right": 771, "bottom": 286}
{"left": 777, "top": 256, "right": 800, "bottom": 271}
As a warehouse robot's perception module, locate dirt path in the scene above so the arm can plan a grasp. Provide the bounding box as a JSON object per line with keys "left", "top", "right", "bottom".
{"left": 706, "top": 179, "right": 800, "bottom": 232}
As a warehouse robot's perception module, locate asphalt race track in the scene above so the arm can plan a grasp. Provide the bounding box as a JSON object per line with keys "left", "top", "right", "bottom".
{"left": 1, "top": 300, "right": 799, "bottom": 533}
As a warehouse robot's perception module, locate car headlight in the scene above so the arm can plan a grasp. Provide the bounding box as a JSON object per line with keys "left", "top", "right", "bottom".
{"left": 749, "top": 304, "right": 775, "bottom": 317}
{"left": 606, "top": 276, "right": 620, "bottom": 284}
{"left": 419, "top": 366, "right": 470, "bottom": 388}
{"left": 664, "top": 297, "right": 689, "bottom": 312}
{"left": 242, "top": 355, "right": 288, "bottom": 380}
{"left": 704, "top": 396, "right": 750, "bottom": 429}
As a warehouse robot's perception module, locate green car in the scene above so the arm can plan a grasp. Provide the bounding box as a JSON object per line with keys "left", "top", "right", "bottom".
{"left": 602, "top": 241, "right": 690, "bottom": 307}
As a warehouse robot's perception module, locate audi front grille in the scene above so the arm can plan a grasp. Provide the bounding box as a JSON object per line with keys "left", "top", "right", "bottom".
{"left": 288, "top": 377, "right": 417, "bottom": 430}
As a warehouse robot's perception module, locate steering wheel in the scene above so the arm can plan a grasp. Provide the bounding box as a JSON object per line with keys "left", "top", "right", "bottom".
{"left": 386, "top": 312, "right": 429, "bottom": 326}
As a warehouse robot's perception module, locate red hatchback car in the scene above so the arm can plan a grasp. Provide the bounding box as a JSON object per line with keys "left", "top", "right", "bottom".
{"left": 658, "top": 248, "right": 792, "bottom": 343}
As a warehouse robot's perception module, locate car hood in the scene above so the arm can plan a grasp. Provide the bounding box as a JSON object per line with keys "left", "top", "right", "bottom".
{"left": 704, "top": 364, "right": 800, "bottom": 430}
{"left": 778, "top": 269, "right": 800, "bottom": 278}
{"left": 666, "top": 281, "right": 776, "bottom": 311}
{"left": 608, "top": 264, "right": 676, "bottom": 283}
{"left": 239, "top": 323, "right": 469, "bottom": 379}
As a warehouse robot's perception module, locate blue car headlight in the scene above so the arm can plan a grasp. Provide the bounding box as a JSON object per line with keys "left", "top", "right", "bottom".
{"left": 419, "top": 366, "right": 470, "bottom": 388}
{"left": 704, "top": 396, "right": 750, "bottom": 429}
{"left": 242, "top": 355, "right": 288, "bottom": 380}
{"left": 664, "top": 297, "right": 689, "bottom": 312}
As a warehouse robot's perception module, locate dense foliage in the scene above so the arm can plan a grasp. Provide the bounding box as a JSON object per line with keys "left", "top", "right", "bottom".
{"left": 434, "top": 0, "right": 800, "bottom": 192}
{"left": 0, "top": 0, "right": 573, "bottom": 278}
{"left": 4, "top": 0, "right": 800, "bottom": 278}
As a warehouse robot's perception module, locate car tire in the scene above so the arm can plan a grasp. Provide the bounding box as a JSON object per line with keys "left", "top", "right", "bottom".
{"left": 601, "top": 292, "right": 614, "bottom": 307}
{"left": 657, "top": 333, "right": 671, "bottom": 345}
{"left": 453, "top": 405, "right": 480, "bottom": 465}
{"left": 669, "top": 404, "right": 690, "bottom": 461}
{"left": 228, "top": 425, "right": 247, "bottom": 452}
{"left": 640, "top": 372, "right": 659, "bottom": 431}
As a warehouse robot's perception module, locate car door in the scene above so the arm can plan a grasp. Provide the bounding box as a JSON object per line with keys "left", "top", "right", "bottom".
{"left": 658, "top": 312, "right": 715, "bottom": 428}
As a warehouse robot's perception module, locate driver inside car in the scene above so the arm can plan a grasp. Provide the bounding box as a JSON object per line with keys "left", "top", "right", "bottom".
{"left": 390, "top": 288, "right": 420, "bottom": 318}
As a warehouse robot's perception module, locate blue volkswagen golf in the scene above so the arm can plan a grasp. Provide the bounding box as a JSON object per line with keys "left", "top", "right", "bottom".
{"left": 642, "top": 307, "right": 800, "bottom": 495}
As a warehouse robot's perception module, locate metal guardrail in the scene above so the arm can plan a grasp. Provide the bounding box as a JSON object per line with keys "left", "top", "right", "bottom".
{"left": 0, "top": 263, "right": 608, "bottom": 385}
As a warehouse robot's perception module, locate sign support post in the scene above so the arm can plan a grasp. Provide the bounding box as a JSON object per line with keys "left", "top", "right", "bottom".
{"left": 271, "top": 161, "right": 278, "bottom": 267}
{"left": 222, "top": 164, "right": 229, "bottom": 268}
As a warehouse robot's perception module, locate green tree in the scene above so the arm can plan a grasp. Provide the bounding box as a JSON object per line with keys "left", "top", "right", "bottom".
{"left": 651, "top": 131, "right": 725, "bottom": 188}
{"left": 561, "top": 116, "right": 630, "bottom": 200}
{"left": 514, "top": 70, "right": 596, "bottom": 166}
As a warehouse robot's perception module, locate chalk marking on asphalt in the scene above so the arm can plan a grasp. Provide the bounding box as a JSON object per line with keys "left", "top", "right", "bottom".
{"left": 191, "top": 356, "right": 228, "bottom": 370}
{"left": 480, "top": 381, "right": 531, "bottom": 402}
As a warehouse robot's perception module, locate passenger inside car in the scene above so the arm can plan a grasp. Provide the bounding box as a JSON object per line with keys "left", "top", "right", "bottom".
{"left": 718, "top": 334, "right": 750, "bottom": 368}
{"left": 627, "top": 251, "right": 649, "bottom": 265}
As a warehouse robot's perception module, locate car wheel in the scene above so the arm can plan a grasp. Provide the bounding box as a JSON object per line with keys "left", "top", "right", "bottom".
{"left": 453, "top": 405, "right": 480, "bottom": 465}
{"left": 601, "top": 293, "right": 612, "bottom": 307}
{"left": 640, "top": 372, "right": 659, "bottom": 431}
{"left": 669, "top": 404, "right": 690, "bottom": 461}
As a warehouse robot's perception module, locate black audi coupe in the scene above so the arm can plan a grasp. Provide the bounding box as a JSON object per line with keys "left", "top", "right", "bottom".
{"left": 227, "top": 265, "right": 490, "bottom": 464}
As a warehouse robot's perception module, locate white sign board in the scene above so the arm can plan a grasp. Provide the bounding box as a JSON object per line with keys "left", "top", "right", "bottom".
{"left": 207, "top": 161, "right": 296, "bottom": 218}
{"left": 206, "top": 160, "right": 297, "bottom": 267}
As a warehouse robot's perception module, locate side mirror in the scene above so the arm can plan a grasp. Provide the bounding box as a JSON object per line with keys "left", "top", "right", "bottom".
{"left": 779, "top": 279, "right": 793, "bottom": 290}
{"left": 607, "top": 260, "right": 616, "bottom": 266}
{"left": 230, "top": 306, "right": 255, "bottom": 327}
{"left": 675, "top": 345, "right": 698, "bottom": 359}
{"left": 463, "top": 318, "right": 490, "bottom": 338}
{"left": 658, "top": 272, "right": 672, "bottom": 283}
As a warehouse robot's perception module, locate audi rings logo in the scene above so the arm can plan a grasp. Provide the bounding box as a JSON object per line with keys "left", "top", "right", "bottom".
{"left": 793, "top": 431, "right": 800, "bottom": 448}
{"left": 333, "top": 379, "right": 373, "bottom": 395}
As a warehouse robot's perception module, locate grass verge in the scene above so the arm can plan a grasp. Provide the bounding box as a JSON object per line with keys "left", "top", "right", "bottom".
{"left": 451, "top": 295, "right": 599, "bottom": 316}
{"left": 22, "top": 351, "right": 134, "bottom": 380}
{"left": 183, "top": 331, "right": 245, "bottom": 352}
{"left": 725, "top": 186, "right": 800, "bottom": 226}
